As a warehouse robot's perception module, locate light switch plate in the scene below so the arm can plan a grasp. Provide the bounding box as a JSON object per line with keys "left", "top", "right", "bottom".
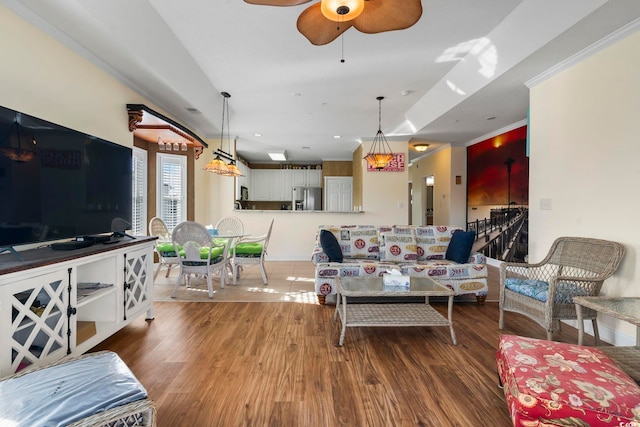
{"left": 540, "top": 198, "right": 552, "bottom": 210}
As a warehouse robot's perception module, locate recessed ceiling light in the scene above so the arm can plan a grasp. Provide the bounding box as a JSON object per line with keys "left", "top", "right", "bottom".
{"left": 486, "top": 116, "right": 496, "bottom": 120}
{"left": 268, "top": 150, "right": 287, "bottom": 161}
{"left": 292, "top": 92, "right": 301, "bottom": 97}
{"left": 254, "top": 133, "right": 262, "bottom": 137}
{"left": 333, "top": 135, "right": 341, "bottom": 139}
{"left": 302, "top": 146, "right": 311, "bottom": 150}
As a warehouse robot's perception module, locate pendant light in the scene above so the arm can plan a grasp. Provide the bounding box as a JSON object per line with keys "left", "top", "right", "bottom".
{"left": 204, "top": 92, "right": 244, "bottom": 177}
{"left": 204, "top": 92, "right": 231, "bottom": 175}
{"left": 224, "top": 138, "right": 243, "bottom": 177}
{"left": 363, "top": 96, "right": 394, "bottom": 170}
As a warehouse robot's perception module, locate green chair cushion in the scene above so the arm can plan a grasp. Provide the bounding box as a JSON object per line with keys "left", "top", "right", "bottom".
{"left": 178, "top": 246, "right": 224, "bottom": 260}
{"left": 157, "top": 242, "right": 179, "bottom": 257}
{"left": 177, "top": 246, "right": 224, "bottom": 265}
{"left": 233, "top": 242, "right": 263, "bottom": 256}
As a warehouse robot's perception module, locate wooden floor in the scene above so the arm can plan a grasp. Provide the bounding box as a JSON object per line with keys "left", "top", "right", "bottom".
{"left": 93, "top": 261, "right": 593, "bottom": 427}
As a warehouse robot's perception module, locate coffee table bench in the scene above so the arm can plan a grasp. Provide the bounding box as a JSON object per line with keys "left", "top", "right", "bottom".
{"left": 334, "top": 276, "right": 457, "bottom": 346}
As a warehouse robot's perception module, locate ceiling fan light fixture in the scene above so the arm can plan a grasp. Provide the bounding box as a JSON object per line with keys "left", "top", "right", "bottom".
{"left": 320, "top": 0, "right": 364, "bottom": 22}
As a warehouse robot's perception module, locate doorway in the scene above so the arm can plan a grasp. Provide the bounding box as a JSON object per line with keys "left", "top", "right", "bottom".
{"left": 425, "top": 175, "right": 434, "bottom": 225}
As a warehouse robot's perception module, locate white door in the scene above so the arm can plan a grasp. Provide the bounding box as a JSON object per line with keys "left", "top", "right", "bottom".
{"left": 324, "top": 177, "right": 353, "bottom": 212}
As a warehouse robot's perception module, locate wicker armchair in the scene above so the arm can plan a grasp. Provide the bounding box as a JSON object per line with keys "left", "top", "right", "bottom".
{"left": 172, "top": 221, "right": 227, "bottom": 298}
{"left": 231, "top": 218, "right": 274, "bottom": 285}
{"left": 148, "top": 216, "right": 179, "bottom": 279}
{"left": 214, "top": 216, "right": 244, "bottom": 236}
{"left": 499, "top": 236, "right": 625, "bottom": 341}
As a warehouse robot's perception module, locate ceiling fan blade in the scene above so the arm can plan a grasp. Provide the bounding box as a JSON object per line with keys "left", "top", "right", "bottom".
{"left": 353, "top": 0, "right": 422, "bottom": 34}
{"left": 244, "top": 0, "right": 311, "bottom": 5}
{"left": 297, "top": 3, "right": 352, "bottom": 46}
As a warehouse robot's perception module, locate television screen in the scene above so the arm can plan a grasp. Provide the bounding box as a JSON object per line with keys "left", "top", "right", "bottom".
{"left": 0, "top": 105, "right": 132, "bottom": 248}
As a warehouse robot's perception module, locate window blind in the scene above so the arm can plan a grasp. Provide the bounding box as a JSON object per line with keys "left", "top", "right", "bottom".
{"left": 131, "top": 148, "right": 147, "bottom": 236}
{"left": 157, "top": 153, "right": 186, "bottom": 234}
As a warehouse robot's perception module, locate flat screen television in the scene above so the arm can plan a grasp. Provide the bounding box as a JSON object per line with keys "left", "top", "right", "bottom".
{"left": 0, "top": 104, "right": 132, "bottom": 250}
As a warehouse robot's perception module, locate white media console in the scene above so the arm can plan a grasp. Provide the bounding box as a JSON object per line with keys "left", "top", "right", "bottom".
{"left": 0, "top": 236, "right": 155, "bottom": 377}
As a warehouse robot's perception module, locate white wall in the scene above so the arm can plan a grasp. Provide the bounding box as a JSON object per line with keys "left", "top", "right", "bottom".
{"left": 528, "top": 29, "right": 640, "bottom": 345}
{"left": 408, "top": 145, "right": 467, "bottom": 227}
{"left": 0, "top": 5, "right": 151, "bottom": 148}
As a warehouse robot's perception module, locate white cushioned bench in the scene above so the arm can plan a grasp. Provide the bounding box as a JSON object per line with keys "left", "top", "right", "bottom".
{"left": 0, "top": 351, "right": 156, "bottom": 427}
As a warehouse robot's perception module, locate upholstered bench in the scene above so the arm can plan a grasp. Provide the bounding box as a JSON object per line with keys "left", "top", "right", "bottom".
{"left": 0, "top": 351, "right": 156, "bottom": 426}
{"left": 496, "top": 335, "right": 640, "bottom": 426}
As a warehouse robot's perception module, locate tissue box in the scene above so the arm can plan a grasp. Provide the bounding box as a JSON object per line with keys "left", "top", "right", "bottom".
{"left": 383, "top": 274, "right": 410, "bottom": 291}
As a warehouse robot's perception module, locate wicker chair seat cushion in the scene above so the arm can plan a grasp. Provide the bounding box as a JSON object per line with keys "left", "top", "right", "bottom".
{"left": 233, "top": 242, "right": 263, "bottom": 257}
{"left": 157, "top": 242, "right": 180, "bottom": 256}
{"left": 505, "top": 278, "right": 590, "bottom": 303}
{"left": 0, "top": 352, "right": 148, "bottom": 427}
{"left": 178, "top": 246, "right": 224, "bottom": 265}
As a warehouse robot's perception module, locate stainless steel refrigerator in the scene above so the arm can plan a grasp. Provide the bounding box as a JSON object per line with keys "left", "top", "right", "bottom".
{"left": 292, "top": 186, "right": 322, "bottom": 211}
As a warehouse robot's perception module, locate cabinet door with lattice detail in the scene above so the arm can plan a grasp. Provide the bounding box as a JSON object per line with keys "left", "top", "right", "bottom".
{"left": 123, "top": 246, "right": 153, "bottom": 321}
{"left": 0, "top": 270, "right": 70, "bottom": 376}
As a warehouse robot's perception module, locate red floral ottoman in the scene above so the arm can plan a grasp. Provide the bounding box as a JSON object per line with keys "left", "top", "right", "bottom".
{"left": 496, "top": 335, "right": 640, "bottom": 426}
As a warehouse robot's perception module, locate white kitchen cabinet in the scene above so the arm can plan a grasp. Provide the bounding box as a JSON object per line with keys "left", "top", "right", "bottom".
{"left": 251, "top": 169, "right": 292, "bottom": 201}
{"left": 291, "top": 169, "right": 322, "bottom": 187}
{"left": 0, "top": 237, "right": 155, "bottom": 376}
{"left": 307, "top": 169, "right": 322, "bottom": 186}
{"left": 291, "top": 170, "right": 306, "bottom": 186}
{"left": 251, "top": 169, "right": 274, "bottom": 200}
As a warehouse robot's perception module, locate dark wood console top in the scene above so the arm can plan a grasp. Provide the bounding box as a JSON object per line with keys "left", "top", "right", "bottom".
{"left": 0, "top": 236, "right": 157, "bottom": 276}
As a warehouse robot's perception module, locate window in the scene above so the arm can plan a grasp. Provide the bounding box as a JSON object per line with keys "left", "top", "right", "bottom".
{"left": 131, "top": 148, "right": 147, "bottom": 236}
{"left": 156, "top": 153, "right": 186, "bottom": 233}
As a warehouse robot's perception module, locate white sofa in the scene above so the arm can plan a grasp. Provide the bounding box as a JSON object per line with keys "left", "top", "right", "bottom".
{"left": 311, "top": 225, "right": 488, "bottom": 304}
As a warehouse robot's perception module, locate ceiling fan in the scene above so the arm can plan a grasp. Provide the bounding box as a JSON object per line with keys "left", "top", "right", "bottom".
{"left": 244, "top": 0, "right": 423, "bottom": 46}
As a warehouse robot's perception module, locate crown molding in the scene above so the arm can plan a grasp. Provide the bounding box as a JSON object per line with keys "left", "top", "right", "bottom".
{"left": 526, "top": 18, "right": 640, "bottom": 88}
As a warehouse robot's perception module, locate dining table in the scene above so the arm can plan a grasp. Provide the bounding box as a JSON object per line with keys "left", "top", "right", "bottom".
{"left": 210, "top": 232, "right": 247, "bottom": 288}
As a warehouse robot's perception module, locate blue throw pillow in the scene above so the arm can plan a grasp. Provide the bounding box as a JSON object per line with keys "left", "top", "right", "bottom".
{"left": 320, "top": 229, "right": 343, "bottom": 262}
{"left": 445, "top": 230, "right": 475, "bottom": 263}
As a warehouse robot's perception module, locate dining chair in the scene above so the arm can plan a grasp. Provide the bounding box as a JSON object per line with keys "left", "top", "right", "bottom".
{"left": 499, "top": 236, "right": 625, "bottom": 341}
{"left": 148, "top": 217, "right": 179, "bottom": 279}
{"left": 213, "top": 217, "right": 245, "bottom": 280}
{"left": 214, "top": 216, "right": 244, "bottom": 236}
{"left": 171, "top": 221, "right": 227, "bottom": 298}
{"left": 231, "top": 219, "right": 274, "bottom": 285}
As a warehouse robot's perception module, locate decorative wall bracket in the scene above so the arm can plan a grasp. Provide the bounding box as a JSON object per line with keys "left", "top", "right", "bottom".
{"left": 126, "top": 104, "right": 207, "bottom": 159}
